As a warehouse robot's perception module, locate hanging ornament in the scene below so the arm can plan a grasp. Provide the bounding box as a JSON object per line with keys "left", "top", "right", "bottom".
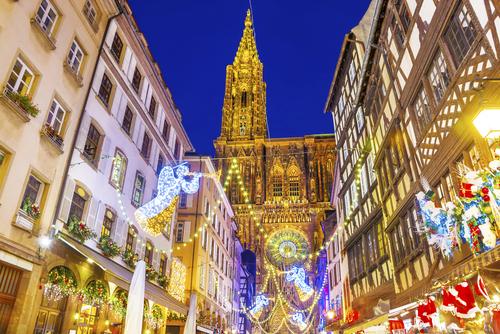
{"left": 135, "top": 164, "right": 201, "bottom": 236}
{"left": 285, "top": 266, "right": 314, "bottom": 301}
{"left": 451, "top": 282, "right": 480, "bottom": 319}
{"left": 417, "top": 297, "right": 437, "bottom": 328}
{"left": 290, "top": 312, "right": 307, "bottom": 331}
{"left": 249, "top": 294, "right": 269, "bottom": 318}
{"left": 474, "top": 274, "right": 490, "bottom": 301}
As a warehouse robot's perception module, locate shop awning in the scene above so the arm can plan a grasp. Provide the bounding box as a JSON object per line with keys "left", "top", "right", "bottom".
{"left": 58, "top": 234, "right": 188, "bottom": 315}
{"left": 343, "top": 314, "right": 388, "bottom": 334}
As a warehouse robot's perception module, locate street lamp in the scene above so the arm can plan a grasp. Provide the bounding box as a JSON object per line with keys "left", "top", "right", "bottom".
{"left": 472, "top": 108, "right": 500, "bottom": 139}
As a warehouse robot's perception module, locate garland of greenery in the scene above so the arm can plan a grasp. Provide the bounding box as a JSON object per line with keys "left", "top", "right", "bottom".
{"left": 80, "top": 280, "right": 108, "bottom": 306}
{"left": 99, "top": 235, "right": 121, "bottom": 257}
{"left": 6, "top": 90, "right": 40, "bottom": 116}
{"left": 47, "top": 266, "right": 78, "bottom": 296}
{"left": 122, "top": 249, "right": 138, "bottom": 268}
{"left": 109, "top": 288, "right": 128, "bottom": 319}
{"left": 68, "top": 216, "right": 97, "bottom": 243}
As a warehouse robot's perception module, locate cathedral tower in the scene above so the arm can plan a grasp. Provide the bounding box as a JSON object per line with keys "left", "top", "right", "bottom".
{"left": 218, "top": 10, "right": 267, "bottom": 141}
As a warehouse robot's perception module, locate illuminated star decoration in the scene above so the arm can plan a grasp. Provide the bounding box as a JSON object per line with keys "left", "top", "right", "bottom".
{"left": 290, "top": 312, "right": 307, "bottom": 330}
{"left": 249, "top": 294, "right": 269, "bottom": 318}
{"left": 135, "top": 164, "right": 201, "bottom": 236}
{"left": 285, "top": 266, "right": 314, "bottom": 301}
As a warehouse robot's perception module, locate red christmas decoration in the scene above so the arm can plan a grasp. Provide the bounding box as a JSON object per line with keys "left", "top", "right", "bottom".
{"left": 452, "top": 282, "right": 480, "bottom": 319}
{"left": 459, "top": 183, "right": 474, "bottom": 198}
{"left": 442, "top": 288, "right": 457, "bottom": 313}
{"left": 418, "top": 297, "right": 437, "bottom": 327}
{"left": 474, "top": 274, "right": 490, "bottom": 300}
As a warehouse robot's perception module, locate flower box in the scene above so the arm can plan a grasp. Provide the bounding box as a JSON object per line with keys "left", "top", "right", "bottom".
{"left": 122, "top": 250, "right": 138, "bottom": 268}
{"left": 41, "top": 124, "right": 64, "bottom": 153}
{"left": 98, "top": 235, "right": 121, "bottom": 257}
{"left": 1, "top": 88, "right": 40, "bottom": 121}
{"left": 67, "top": 216, "right": 96, "bottom": 243}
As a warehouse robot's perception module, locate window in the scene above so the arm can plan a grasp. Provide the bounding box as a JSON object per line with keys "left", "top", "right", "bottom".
{"left": 356, "top": 107, "right": 364, "bottom": 131}
{"left": 162, "top": 120, "right": 170, "bottom": 142}
{"left": 66, "top": 40, "right": 85, "bottom": 75}
{"left": 175, "top": 222, "right": 184, "bottom": 243}
{"left": 204, "top": 201, "right": 210, "bottom": 216}
{"left": 413, "top": 86, "right": 433, "bottom": 132}
{"left": 360, "top": 165, "right": 368, "bottom": 197}
{"left": 110, "top": 150, "right": 127, "bottom": 190}
{"left": 202, "top": 227, "right": 208, "bottom": 249}
{"left": 148, "top": 96, "right": 157, "bottom": 119}
{"left": 159, "top": 253, "right": 167, "bottom": 275}
{"left": 83, "top": 0, "right": 97, "bottom": 26}
{"left": 7, "top": 58, "right": 35, "bottom": 96}
{"left": 68, "top": 187, "right": 87, "bottom": 222}
{"left": 141, "top": 132, "right": 151, "bottom": 159}
{"left": 444, "top": 4, "right": 477, "bottom": 66}
{"left": 289, "top": 174, "right": 300, "bottom": 198}
{"left": 344, "top": 189, "right": 351, "bottom": 216}
{"left": 391, "top": 16, "right": 405, "bottom": 48}
{"left": 132, "top": 172, "right": 145, "bottom": 207}
{"left": 428, "top": 50, "right": 450, "bottom": 103}
{"left": 156, "top": 154, "right": 164, "bottom": 176}
{"left": 21, "top": 175, "right": 44, "bottom": 213}
{"left": 174, "top": 140, "right": 181, "bottom": 160}
{"left": 179, "top": 193, "right": 188, "bottom": 208}
{"left": 272, "top": 174, "right": 283, "bottom": 198}
{"left": 101, "top": 209, "right": 115, "bottom": 238}
{"left": 125, "top": 226, "right": 136, "bottom": 252}
{"left": 144, "top": 241, "right": 153, "bottom": 265}
{"left": 110, "top": 33, "right": 123, "bottom": 63}
{"left": 83, "top": 124, "right": 102, "bottom": 164}
{"left": 348, "top": 61, "right": 356, "bottom": 86}
{"left": 121, "top": 106, "right": 133, "bottom": 135}
{"left": 199, "top": 266, "right": 206, "bottom": 290}
{"left": 395, "top": 0, "right": 411, "bottom": 33}
{"left": 46, "top": 99, "right": 66, "bottom": 134}
{"left": 350, "top": 182, "right": 358, "bottom": 208}
{"left": 366, "top": 153, "right": 375, "bottom": 184}
{"left": 241, "top": 91, "right": 247, "bottom": 107}
{"left": 132, "top": 67, "right": 142, "bottom": 93}
{"left": 98, "top": 73, "right": 113, "bottom": 107}
{"left": 35, "top": 0, "right": 58, "bottom": 36}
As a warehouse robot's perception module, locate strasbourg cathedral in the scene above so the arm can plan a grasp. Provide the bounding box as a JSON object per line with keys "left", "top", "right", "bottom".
{"left": 214, "top": 10, "right": 336, "bottom": 331}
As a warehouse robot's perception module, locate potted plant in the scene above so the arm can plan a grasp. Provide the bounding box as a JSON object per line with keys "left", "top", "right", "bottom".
{"left": 21, "top": 197, "right": 41, "bottom": 220}
{"left": 67, "top": 216, "right": 96, "bottom": 243}
{"left": 122, "top": 249, "right": 138, "bottom": 268}
{"left": 5, "top": 90, "right": 40, "bottom": 117}
{"left": 43, "top": 124, "right": 64, "bottom": 146}
{"left": 98, "top": 235, "right": 121, "bottom": 258}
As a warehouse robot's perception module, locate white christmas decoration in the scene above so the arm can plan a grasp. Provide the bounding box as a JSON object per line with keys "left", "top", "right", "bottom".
{"left": 134, "top": 164, "right": 201, "bottom": 236}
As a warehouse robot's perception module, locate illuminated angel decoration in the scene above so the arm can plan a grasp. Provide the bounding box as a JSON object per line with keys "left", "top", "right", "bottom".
{"left": 249, "top": 294, "right": 269, "bottom": 318}
{"left": 290, "top": 312, "right": 307, "bottom": 330}
{"left": 135, "top": 164, "right": 201, "bottom": 236}
{"left": 286, "top": 266, "right": 314, "bottom": 301}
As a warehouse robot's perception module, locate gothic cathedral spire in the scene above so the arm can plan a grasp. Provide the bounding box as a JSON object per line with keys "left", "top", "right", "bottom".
{"left": 218, "top": 9, "right": 267, "bottom": 141}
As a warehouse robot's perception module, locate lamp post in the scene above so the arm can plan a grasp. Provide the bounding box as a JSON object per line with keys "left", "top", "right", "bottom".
{"left": 473, "top": 108, "right": 500, "bottom": 158}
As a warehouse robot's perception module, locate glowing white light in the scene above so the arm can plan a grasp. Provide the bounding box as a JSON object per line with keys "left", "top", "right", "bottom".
{"left": 286, "top": 266, "right": 314, "bottom": 296}
{"left": 135, "top": 164, "right": 201, "bottom": 235}
{"left": 249, "top": 294, "right": 269, "bottom": 316}
{"left": 290, "top": 312, "right": 307, "bottom": 330}
{"left": 39, "top": 235, "right": 52, "bottom": 249}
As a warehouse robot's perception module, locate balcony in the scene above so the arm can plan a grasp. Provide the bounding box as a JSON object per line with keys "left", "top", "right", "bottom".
{"left": 13, "top": 209, "right": 38, "bottom": 233}
{"left": 0, "top": 87, "right": 40, "bottom": 122}
{"left": 40, "top": 124, "right": 64, "bottom": 153}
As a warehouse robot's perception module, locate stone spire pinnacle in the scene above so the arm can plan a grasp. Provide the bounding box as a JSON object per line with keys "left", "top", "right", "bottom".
{"left": 217, "top": 9, "right": 267, "bottom": 141}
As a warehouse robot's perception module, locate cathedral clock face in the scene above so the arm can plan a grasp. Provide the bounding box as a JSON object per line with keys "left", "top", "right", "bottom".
{"left": 265, "top": 229, "right": 309, "bottom": 268}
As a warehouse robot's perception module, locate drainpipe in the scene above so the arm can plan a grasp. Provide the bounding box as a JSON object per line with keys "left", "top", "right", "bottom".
{"left": 50, "top": 1, "right": 124, "bottom": 236}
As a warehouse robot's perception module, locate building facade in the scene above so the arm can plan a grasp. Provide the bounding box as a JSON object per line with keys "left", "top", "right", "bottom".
{"left": 24, "top": 1, "right": 194, "bottom": 333}
{"left": 171, "top": 155, "right": 237, "bottom": 334}
{"left": 0, "top": 0, "right": 119, "bottom": 332}
{"left": 214, "top": 10, "right": 336, "bottom": 333}
{"left": 327, "top": 0, "right": 500, "bottom": 332}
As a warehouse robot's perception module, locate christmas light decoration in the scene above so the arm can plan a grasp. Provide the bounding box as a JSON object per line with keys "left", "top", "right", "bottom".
{"left": 290, "top": 312, "right": 307, "bottom": 331}
{"left": 167, "top": 257, "right": 186, "bottom": 303}
{"left": 417, "top": 159, "right": 500, "bottom": 257}
{"left": 249, "top": 294, "right": 270, "bottom": 317}
{"left": 135, "top": 164, "right": 201, "bottom": 236}
{"left": 285, "top": 266, "right": 313, "bottom": 301}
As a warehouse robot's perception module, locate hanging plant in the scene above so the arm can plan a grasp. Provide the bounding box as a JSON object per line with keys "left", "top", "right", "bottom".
{"left": 109, "top": 289, "right": 128, "bottom": 319}
{"left": 44, "top": 266, "right": 78, "bottom": 301}
{"left": 122, "top": 249, "right": 138, "bottom": 268}
{"left": 145, "top": 304, "right": 165, "bottom": 330}
{"left": 68, "top": 216, "right": 96, "bottom": 243}
{"left": 98, "top": 235, "right": 121, "bottom": 257}
{"left": 81, "top": 280, "right": 108, "bottom": 306}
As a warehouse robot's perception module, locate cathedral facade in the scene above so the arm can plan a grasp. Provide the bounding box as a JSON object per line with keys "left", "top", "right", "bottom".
{"left": 214, "top": 10, "right": 335, "bottom": 279}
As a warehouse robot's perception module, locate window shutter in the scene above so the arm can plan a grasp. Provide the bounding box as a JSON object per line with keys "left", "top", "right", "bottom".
{"left": 75, "top": 116, "right": 91, "bottom": 151}
{"left": 58, "top": 178, "right": 76, "bottom": 224}
{"left": 98, "top": 137, "right": 112, "bottom": 173}
{"left": 86, "top": 198, "right": 100, "bottom": 233}
{"left": 183, "top": 221, "right": 191, "bottom": 242}
{"left": 93, "top": 206, "right": 105, "bottom": 237}
{"left": 115, "top": 218, "right": 128, "bottom": 247}
{"left": 186, "top": 194, "right": 193, "bottom": 208}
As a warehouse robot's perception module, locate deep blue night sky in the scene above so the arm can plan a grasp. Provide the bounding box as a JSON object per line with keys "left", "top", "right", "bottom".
{"left": 127, "top": 0, "right": 371, "bottom": 155}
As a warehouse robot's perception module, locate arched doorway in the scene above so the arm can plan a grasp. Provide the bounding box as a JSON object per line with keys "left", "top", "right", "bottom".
{"left": 34, "top": 266, "right": 78, "bottom": 334}
{"left": 76, "top": 280, "right": 108, "bottom": 334}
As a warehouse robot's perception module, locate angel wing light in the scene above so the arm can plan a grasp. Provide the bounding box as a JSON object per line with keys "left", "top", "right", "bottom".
{"left": 134, "top": 164, "right": 201, "bottom": 236}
